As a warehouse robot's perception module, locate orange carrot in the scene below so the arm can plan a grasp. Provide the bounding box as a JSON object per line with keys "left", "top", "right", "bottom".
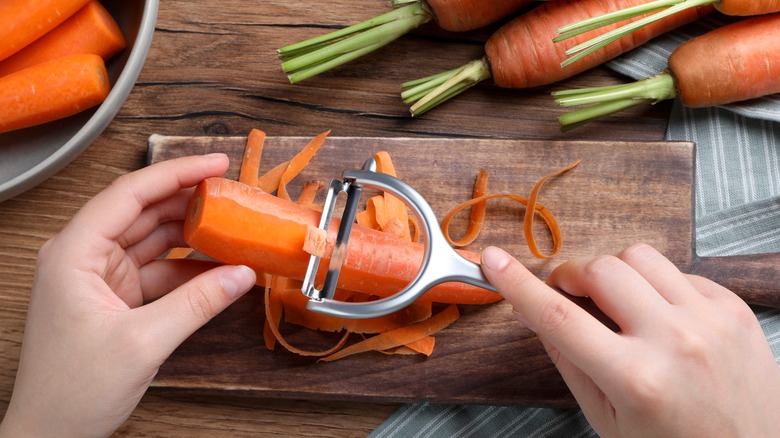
{"left": 184, "top": 176, "right": 501, "bottom": 305}
{"left": 0, "top": 54, "right": 110, "bottom": 134}
{"left": 556, "top": 0, "right": 780, "bottom": 66}
{"left": 402, "top": 0, "right": 712, "bottom": 116}
{"left": 0, "top": 1, "right": 125, "bottom": 78}
{"left": 278, "top": 0, "right": 535, "bottom": 83}
{"left": 423, "top": 0, "right": 535, "bottom": 32}
{"left": 554, "top": 15, "right": 780, "bottom": 129}
{"left": 0, "top": 0, "right": 91, "bottom": 63}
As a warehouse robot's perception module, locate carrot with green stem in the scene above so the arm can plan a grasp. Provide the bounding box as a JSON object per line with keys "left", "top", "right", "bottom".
{"left": 402, "top": 0, "right": 711, "bottom": 116}
{"left": 556, "top": 0, "right": 780, "bottom": 66}
{"left": 0, "top": 54, "right": 110, "bottom": 134}
{"left": 278, "top": 0, "right": 535, "bottom": 83}
{"left": 553, "top": 14, "right": 780, "bottom": 131}
{"left": 0, "top": 1, "right": 126, "bottom": 77}
{"left": 0, "top": 0, "right": 91, "bottom": 62}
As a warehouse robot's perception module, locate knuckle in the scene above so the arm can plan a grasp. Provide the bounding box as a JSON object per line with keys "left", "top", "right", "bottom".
{"left": 618, "top": 243, "right": 657, "bottom": 263}
{"left": 671, "top": 325, "right": 712, "bottom": 367}
{"left": 186, "top": 284, "right": 221, "bottom": 321}
{"left": 622, "top": 366, "right": 670, "bottom": 416}
{"left": 581, "top": 254, "right": 623, "bottom": 279}
{"left": 537, "top": 297, "right": 573, "bottom": 335}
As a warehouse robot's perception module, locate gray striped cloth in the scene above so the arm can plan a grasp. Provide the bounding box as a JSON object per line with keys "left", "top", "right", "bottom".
{"left": 371, "top": 15, "right": 780, "bottom": 437}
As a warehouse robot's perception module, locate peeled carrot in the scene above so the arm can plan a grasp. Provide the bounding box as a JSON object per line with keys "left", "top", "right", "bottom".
{"left": 184, "top": 176, "right": 501, "bottom": 305}
{"left": 0, "top": 54, "right": 110, "bottom": 134}
{"left": 278, "top": 0, "right": 535, "bottom": 83}
{"left": 402, "top": 0, "right": 712, "bottom": 116}
{"left": 556, "top": 0, "right": 780, "bottom": 66}
{"left": 554, "top": 15, "right": 780, "bottom": 130}
{"left": 0, "top": 1, "right": 125, "bottom": 78}
{"left": 0, "top": 0, "right": 91, "bottom": 63}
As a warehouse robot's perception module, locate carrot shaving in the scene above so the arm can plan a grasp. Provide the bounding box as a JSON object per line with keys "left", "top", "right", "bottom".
{"left": 257, "top": 160, "right": 289, "bottom": 193}
{"left": 165, "top": 247, "right": 194, "bottom": 259}
{"left": 524, "top": 159, "right": 581, "bottom": 259}
{"left": 442, "top": 161, "right": 580, "bottom": 258}
{"left": 264, "top": 282, "right": 350, "bottom": 357}
{"left": 238, "top": 128, "right": 266, "bottom": 186}
{"left": 319, "top": 304, "right": 459, "bottom": 362}
{"left": 276, "top": 130, "right": 330, "bottom": 201}
{"left": 298, "top": 180, "right": 324, "bottom": 211}
{"left": 441, "top": 169, "right": 489, "bottom": 247}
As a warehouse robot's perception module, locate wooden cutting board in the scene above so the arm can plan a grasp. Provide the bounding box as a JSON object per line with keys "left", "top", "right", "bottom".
{"left": 146, "top": 134, "right": 780, "bottom": 407}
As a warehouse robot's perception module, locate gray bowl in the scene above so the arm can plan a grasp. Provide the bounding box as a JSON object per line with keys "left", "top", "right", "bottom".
{"left": 0, "top": 0, "right": 159, "bottom": 202}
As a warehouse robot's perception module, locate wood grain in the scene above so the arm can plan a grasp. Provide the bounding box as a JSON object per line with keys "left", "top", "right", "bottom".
{"left": 146, "top": 134, "right": 695, "bottom": 407}
{"left": 0, "top": 0, "right": 705, "bottom": 434}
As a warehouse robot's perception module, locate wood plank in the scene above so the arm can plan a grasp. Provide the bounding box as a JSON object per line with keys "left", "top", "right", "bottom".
{"left": 147, "top": 134, "right": 695, "bottom": 406}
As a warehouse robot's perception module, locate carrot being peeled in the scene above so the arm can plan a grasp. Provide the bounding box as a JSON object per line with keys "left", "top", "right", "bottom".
{"left": 277, "top": 0, "right": 535, "bottom": 83}
{"left": 0, "top": 0, "right": 91, "bottom": 62}
{"left": 402, "top": 0, "right": 712, "bottom": 116}
{"left": 553, "top": 15, "right": 780, "bottom": 130}
{"left": 0, "top": 54, "right": 110, "bottom": 134}
{"left": 556, "top": 0, "right": 780, "bottom": 66}
{"left": 184, "top": 176, "right": 501, "bottom": 305}
{"left": 0, "top": 1, "right": 126, "bottom": 78}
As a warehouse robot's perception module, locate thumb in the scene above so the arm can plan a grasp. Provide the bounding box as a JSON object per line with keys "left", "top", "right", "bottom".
{"left": 138, "top": 264, "right": 256, "bottom": 358}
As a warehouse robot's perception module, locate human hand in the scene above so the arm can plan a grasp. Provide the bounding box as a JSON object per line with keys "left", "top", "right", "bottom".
{"left": 481, "top": 243, "right": 780, "bottom": 437}
{"left": 0, "top": 154, "right": 256, "bottom": 438}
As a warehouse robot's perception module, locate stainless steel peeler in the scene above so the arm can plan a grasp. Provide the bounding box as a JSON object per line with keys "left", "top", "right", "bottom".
{"left": 301, "top": 157, "right": 497, "bottom": 319}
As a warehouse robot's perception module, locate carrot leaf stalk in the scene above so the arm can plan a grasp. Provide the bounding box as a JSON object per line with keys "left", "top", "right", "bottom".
{"left": 553, "top": 73, "right": 675, "bottom": 131}
{"left": 555, "top": 0, "right": 713, "bottom": 67}
{"left": 278, "top": 2, "right": 432, "bottom": 83}
{"left": 401, "top": 58, "right": 491, "bottom": 116}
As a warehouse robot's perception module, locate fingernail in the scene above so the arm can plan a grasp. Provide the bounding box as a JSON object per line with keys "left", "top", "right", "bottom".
{"left": 482, "top": 246, "right": 511, "bottom": 272}
{"left": 221, "top": 265, "right": 256, "bottom": 299}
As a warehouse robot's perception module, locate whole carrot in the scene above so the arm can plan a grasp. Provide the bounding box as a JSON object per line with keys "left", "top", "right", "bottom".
{"left": 0, "top": 54, "right": 110, "bottom": 134}
{"left": 402, "top": 0, "right": 711, "bottom": 116}
{"left": 278, "top": 0, "right": 535, "bottom": 83}
{"left": 553, "top": 15, "right": 780, "bottom": 130}
{"left": 184, "top": 176, "right": 501, "bottom": 305}
{"left": 556, "top": 0, "right": 780, "bottom": 65}
{"left": 0, "top": 1, "right": 126, "bottom": 78}
{"left": 0, "top": 0, "right": 91, "bottom": 62}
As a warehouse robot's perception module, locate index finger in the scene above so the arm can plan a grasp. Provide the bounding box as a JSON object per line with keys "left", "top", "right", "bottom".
{"left": 70, "top": 154, "right": 230, "bottom": 240}
{"left": 481, "top": 246, "right": 625, "bottom": 378}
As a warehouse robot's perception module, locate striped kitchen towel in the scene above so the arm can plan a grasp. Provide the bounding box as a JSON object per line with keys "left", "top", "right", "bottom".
{"left": 371, "top": 14, "right": 780, "bottom": 438}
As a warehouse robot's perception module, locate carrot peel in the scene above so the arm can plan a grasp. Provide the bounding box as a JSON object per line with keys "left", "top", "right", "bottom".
{"left": 319, "top": 304, "right": 459, "bottom": 362}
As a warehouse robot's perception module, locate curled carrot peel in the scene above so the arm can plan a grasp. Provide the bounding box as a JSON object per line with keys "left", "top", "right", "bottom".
{"left": 441, "top": 169, "right": 489, "bottom": 247}
{"left": 524, "top": 160, "right": 581, "bottom": 259}
{"left": 442, "top": 161, "right": 579, "bottom": 258}
{"left": 319, "top": 304, "right": 459, "bottom": 362}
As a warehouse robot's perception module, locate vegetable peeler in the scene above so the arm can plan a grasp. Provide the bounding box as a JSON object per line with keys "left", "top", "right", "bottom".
{"left": 301, "top": 157, "right": 498, "bottom": 319}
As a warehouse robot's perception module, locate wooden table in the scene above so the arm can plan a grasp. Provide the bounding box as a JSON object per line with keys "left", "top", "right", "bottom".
{"left": 0, "top": 0, "right": 676, "bottom": 435}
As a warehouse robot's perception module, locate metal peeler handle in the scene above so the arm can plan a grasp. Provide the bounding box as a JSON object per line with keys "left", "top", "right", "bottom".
{"left": 302, "top": 158, "right": 497, "bottom": 319}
